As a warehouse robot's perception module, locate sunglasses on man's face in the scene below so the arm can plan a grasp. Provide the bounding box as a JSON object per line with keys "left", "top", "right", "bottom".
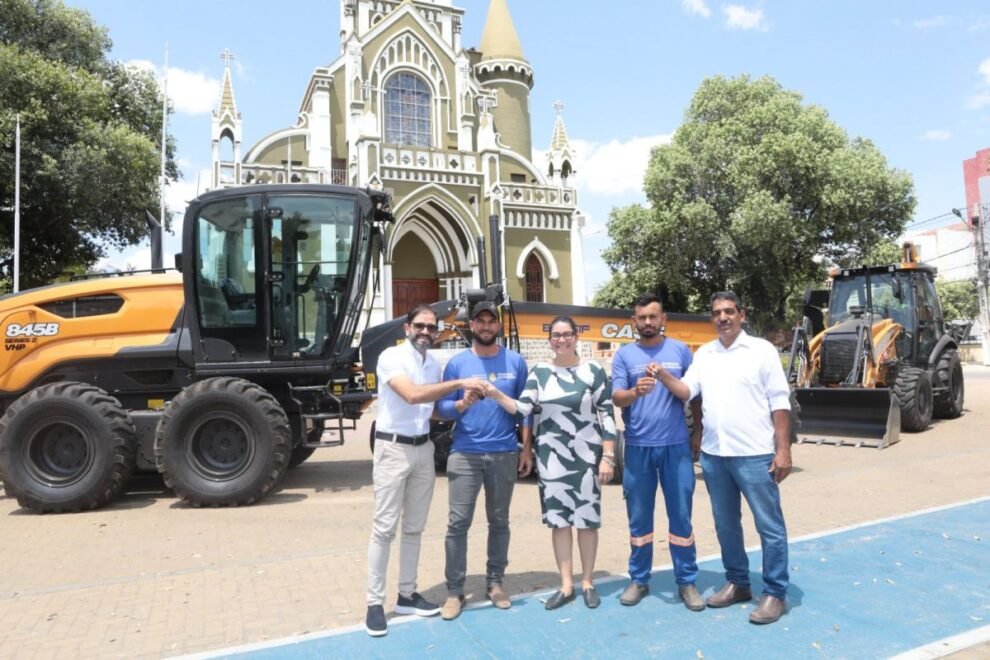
{"left": 411, "top": 322, "right": 439, "bottom": 333}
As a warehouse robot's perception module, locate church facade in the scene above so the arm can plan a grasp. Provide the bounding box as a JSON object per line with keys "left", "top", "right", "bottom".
{"left": 209, "top": 0, "right": 585, "bottom": 326}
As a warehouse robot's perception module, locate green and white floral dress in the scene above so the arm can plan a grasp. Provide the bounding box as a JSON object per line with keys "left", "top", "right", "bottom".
{"left": 515, "top": 361, "right": 617, "bottom": 529}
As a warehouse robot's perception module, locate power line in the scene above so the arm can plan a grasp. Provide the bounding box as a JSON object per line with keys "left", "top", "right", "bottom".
{"left": 906, "top": 208, "right": 966, "bottom": 230}
{"left": 927, "top": 242, "right": 976, "bottom": 260}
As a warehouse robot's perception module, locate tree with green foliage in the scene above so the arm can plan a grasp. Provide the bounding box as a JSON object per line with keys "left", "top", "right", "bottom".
{"left": 937, "top": 278, "right": 979, "bottom": 321}
{"left": 0, "top": 0, "right": 178, "bottom": 291}
{"left": 596, "top": 75, "right": 916, "bottom": 331}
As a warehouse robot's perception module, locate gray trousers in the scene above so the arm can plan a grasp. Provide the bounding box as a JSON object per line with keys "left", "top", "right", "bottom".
{"left": 444, "top": 451, "right": 518, "bottom": 595}
{"left": 367, "top": 439, "right": 436, "bottom": 606}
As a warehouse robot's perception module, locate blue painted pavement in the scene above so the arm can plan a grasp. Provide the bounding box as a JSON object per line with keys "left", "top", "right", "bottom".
{"left": 203, "top": 499, "right": 990, "bottom": 659}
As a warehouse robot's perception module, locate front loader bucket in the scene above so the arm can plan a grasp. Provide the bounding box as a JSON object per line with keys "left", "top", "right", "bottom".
{"left": 794, "top": 387, "right": 901, "bottom": 449}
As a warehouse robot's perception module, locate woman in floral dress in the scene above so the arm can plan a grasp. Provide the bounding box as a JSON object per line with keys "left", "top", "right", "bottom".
{"left": 487, "top": 316, "right": 617, "bottom": 610}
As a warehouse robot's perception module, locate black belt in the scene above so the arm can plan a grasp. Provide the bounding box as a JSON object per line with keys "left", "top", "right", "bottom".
{"left": 375, "top": 430, "right": 431, "bottom": 446}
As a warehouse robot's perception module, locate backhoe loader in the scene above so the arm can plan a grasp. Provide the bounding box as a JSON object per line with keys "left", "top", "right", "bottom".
{"left": 787, "top": 243, "right": 965, "bottom": 448}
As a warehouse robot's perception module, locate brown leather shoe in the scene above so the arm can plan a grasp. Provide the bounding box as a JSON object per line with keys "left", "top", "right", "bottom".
{"left": 749, "top": 594, "right": 786, "bottom": 624}
{"left": 705, "top": 582, "right": 752, "bottom": 608}
{"left": 487, "top": 585, "right": 511, "bottom": 610}
{"left": 440, "top": 595, "right": 465, "bottom": 621}
{"left": 619, "top": 582, "right": 649, "bottom": 606}
{"left": 678, "top": 584, "right": 706, "bottom": 611}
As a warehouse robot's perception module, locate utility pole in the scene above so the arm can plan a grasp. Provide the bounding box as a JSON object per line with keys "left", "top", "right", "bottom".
{"left": 975, "top": 204, "right": 990, "bottom": 366}
{"left": 13, "top": 114, "right": 20, "bottom": 293}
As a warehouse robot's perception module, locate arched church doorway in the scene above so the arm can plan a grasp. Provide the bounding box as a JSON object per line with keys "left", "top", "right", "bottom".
{"left": 391, "top": 232, "right": 439, "bottom": 318}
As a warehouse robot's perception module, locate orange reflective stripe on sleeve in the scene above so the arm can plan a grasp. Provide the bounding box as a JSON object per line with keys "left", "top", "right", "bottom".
{"left": 630, "top": 533, "right": 654, "bottom": 547}
{"left": 668, "top": 533, "right": 695, "bottom": 547}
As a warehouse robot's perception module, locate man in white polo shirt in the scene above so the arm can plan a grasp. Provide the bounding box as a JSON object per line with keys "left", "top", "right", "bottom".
{"left": 651, "top": 291, "right": 792, "bottom": 625}
{"left": 365, "top": 304, "right": 487, "bottom": 637}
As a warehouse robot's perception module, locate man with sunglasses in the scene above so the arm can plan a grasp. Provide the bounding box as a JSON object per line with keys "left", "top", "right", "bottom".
{"left": 612, "top": 292, "right": 704, "bottom": 611}
{"left": 436, "top": 301, "right": 532, "bottom": 620}
{"left": 365, "top": 304, "right": 487, "bottom": 637}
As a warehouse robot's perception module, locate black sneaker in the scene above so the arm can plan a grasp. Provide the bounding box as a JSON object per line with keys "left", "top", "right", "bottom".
{"left": 394, "top": 592, "right": 441, "bottom": 617}
{"left": 365, "top": 605, "right": 387, "bottom": 637}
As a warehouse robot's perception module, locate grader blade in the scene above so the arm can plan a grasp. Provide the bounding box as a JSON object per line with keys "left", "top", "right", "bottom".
{"left": 794, "top": 387, "right": 901, "bottom": 449}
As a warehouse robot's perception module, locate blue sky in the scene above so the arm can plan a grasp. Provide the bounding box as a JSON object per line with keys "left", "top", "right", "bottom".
{"left": 67, "top": 0, "right": 990, "bottom": 300}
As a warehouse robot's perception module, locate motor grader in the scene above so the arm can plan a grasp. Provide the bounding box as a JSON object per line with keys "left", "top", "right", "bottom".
{"left": 0, "top": 184, "right": 393, "bottom": 512}
{"left": 787, "top": 243, "right": 965, "bottom": 448}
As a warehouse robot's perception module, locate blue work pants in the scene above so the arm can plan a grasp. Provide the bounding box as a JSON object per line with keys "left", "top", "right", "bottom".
{"left": 623, "top": 442, "right": 698, "bottom": 585}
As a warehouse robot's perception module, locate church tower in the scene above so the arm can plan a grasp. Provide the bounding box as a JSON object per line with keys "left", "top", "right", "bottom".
{"left": 210, "top": 49, "right": 242, "bottom": 188}
{"left": 476, "top": 0, "right": 533, "bottom": 160}
{"left": 213, "top": 0, "right": 586, "bottom": 320}
{"left": 547, "top": 101, "right": 575, "bottom": 187}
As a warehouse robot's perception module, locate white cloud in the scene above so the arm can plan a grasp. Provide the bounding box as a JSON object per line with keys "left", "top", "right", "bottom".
{"left": 912, "top": 15, "right": 950, "bottom": 29}
{"left": 95, "top": 247, "right": 152, "bottom": 273}
{"left": 723, "top": 4, "right": 767, "bottom": 31}
{"left": 966, "top": 91, "right": 990, "bottom": 109}
{"left": 126, "top": 60, "right": 221, "bottom": 115}
{"left": 568, "top": 135, "right": 672, "bottom": 196}
{"left": 921, "top": 129, "right": 951, "bottom": 141}
{"left": 969, "top": 17, "right": 990, "bottom": 32}
{"left": 165, "top": 175, "right": 206, "bottom": 218}
{"left": 682, "top": 0, "right": 712, "bottom": 18}
{"left": 965, "top": 58, "right": 990, "bottom": 109}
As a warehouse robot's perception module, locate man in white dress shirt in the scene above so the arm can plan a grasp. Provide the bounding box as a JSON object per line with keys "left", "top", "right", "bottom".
{"left": 365, "top": 304, "right": 487, "bottom": 637}
{"left": 652, "top": 291, "right": 792, "bottom": 625}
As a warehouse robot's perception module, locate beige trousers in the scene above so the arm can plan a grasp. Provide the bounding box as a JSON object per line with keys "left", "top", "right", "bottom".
{"left": 366, "top": 439, "right": 436, "bottom": 606}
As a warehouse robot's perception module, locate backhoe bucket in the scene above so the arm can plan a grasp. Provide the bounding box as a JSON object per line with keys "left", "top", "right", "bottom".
{"left": 793, "top": 387, "right": 901, "bottom": 449}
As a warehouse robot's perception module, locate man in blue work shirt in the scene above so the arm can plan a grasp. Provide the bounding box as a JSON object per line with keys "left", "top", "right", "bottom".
{"left": 436, "top": 301, "right": 533, "bottom": 620}
{"left": 612, "top": 292, "right": 704, "bottom": 611}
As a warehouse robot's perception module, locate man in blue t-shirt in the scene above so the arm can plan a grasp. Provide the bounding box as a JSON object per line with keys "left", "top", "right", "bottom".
{"left": 436, "top": 301, "right": 532, "bottom": 620}
{"left": 612, "top": 292, "right": 703, "bottom": 611}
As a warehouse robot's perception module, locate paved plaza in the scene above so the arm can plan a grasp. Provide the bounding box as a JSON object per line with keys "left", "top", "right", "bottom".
{"left": 1, "top": 366, "right": 988, "bottom": 658}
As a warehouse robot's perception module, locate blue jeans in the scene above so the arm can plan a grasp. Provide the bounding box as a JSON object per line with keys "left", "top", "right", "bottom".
{"left": 700, "top": 452, "right": 789, "bottom": 598}
{"left": 623, "top": 443, "right": 698, "bottom": 585}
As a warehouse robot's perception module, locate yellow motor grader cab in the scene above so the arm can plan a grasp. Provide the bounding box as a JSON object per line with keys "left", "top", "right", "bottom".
{"left": 0, "top": 184, "right": 393, "bottom": 512}
{"left": 787, "top": 243, "right": 965, "bottom": 448}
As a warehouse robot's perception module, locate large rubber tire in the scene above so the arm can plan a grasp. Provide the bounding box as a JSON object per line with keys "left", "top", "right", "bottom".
{"left": 154, "top": 378, "right": 290, "bottom": 507}
{"left": 370, "top": 421, "right": 454, "bottom": 472}
{"left": 611, "top": 430, "right": 627, "bottom": 485}
{"left": 933, "top": 350, "right": 964, "bottom": 419}
{"left": 288, "top": 444, "right": 317, "bottom": 469}
{"left": 287, "top": 415, "right": 318, "bottom": 469}
{"left": 0, "top": 382, "right": 135, "bottom": 513}
{"left": 894, "top": 367, "right": 934, "bottom": 433}
{"left": 432, "top": 421, "right": 453, "bottom": 473}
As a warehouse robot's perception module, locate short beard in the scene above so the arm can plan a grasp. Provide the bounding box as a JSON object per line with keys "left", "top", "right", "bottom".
{"left": 407, "top": 333, "right": 432, "bottom": 353}
{"left": 637, "top": 326, "right": 658, "bottom": 338}
{"left": 473, "top": 332, "right": 498, "bottom": 347}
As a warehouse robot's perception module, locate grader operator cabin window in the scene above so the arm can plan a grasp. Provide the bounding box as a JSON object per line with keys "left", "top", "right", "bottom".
{"left": 384, "top": 72, "right": 432, "bottom": 147}
{"left": 194, "top": 193, "right": 359, "bottom": 361}
{"left": 196, "top": 196, "right": 260, "bottom": 330}
{"left": 268, "top": 194, "right": 356, "bottom": 360}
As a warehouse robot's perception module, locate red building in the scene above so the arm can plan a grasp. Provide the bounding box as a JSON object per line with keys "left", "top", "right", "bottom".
{"left": 962, "top": 148, "right": 990, "bottom": 225}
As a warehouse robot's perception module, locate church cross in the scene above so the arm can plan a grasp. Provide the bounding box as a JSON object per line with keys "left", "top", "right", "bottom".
{"left": 554, "top": 100, "right": 564, "bottom": 115}
{"left": 220, "top": 48, "right": 235, "bottom": 68}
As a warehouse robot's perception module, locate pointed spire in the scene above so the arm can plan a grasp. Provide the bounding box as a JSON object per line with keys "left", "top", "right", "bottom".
{"left": 216, "top": 48, "right": 240, "bottom": 120}
{"left": 480, "top": 0, "right": 526, "bottom": 62}
{"left": 549, "top": 100, "right": 570, "bottom": 152}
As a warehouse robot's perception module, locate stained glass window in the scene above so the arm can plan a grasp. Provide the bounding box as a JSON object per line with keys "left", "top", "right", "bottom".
{"left": 384, "top": 73, "right": 432, "bottom": 147}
